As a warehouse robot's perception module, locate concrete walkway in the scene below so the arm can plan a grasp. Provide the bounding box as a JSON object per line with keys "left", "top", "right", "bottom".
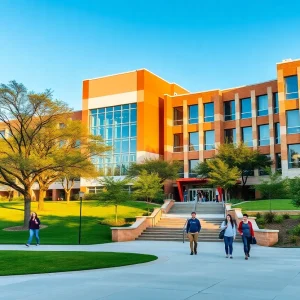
{"left": 1, "top": 241, "right": 300, "bottom": 300}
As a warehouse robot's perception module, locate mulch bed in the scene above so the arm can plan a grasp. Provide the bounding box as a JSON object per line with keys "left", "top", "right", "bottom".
{"left": 3, "top": 225, "right": 48, "bottom": 232}
{"left": 266, "top": 219, "right": 300, "bottom": 247}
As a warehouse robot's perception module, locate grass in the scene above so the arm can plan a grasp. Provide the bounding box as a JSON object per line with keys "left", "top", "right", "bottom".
{"left": 0, "top": 200, "right": 160, "bottom": 245}
{"left": 234, "top": 199, "right": 300, "bottom": 211}
{"left": 0, "top": 251, "right": 157, "bottom": 276}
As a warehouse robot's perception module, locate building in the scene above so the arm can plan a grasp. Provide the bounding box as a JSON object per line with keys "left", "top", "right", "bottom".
{"left": 80, "top": 59, "right": 300, "bottom": 201}
{"left": 1, "top": 59, "right": 300, "bottom": 201}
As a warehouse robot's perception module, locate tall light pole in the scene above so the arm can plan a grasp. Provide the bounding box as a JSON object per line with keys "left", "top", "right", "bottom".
{"left": 78, "top": 191, "right": 84, "bottom": 244}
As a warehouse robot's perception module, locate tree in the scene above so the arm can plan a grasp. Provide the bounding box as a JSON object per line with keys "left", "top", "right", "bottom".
{"left": 61, "top": 161, "right": 100, "bottom": 203}
{"left": 36, "top": 119, "right": 110, "bottom": 207}
{"left": 287, "top": 177, "right": 300, "bottom": 208}
{"left": 255, "top": 170, "right": 287, "bottom": 212}
{"left": 195, "top": 143, "right": 273, "bottom": 200}
{"left": 127, "top": 159, "right": 182, "bottom": 182}
{"left": 98, "top": 177, "right": 131, "bottom": 224}
{"left": 0, "top": 81, "right": 110, "bottom": 226}
{"left": 194, "top": 160, "right": 211, "bottom": 178}
{"left": 206, "top": 159, "right": 241, "bottom": 203}
{"left": 0, "top": 81, "right": 71, "bottom": 226}
{"left": 133, "top": 170, "right": 164, "bottom": 214}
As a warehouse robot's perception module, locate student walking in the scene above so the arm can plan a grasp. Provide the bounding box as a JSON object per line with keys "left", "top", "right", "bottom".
{"left": 220, "top": 214, "right": 236, "bottom": 259}
{"left": 238, "top": 214, "right": 255, "bottom": 260}
{"left": 186, "top": 212, "right": 201, "bottom": 255}
{"left": 26, "top": 212, "right": 41, "bottom": 247}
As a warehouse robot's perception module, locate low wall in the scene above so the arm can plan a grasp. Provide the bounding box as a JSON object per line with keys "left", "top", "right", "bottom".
{"left": 226, "top": 203, "right": 279, "bottom": 247}
{"left": 111, "top": 200, "right": 174, "bottom": 242}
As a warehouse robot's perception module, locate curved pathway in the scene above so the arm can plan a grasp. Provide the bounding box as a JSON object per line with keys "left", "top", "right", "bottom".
{"left": 1, "top": 241, "right": 300, "bottom": 299}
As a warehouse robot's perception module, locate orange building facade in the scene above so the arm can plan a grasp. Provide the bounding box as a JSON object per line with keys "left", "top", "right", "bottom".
{"left": 80, "top": 59, "right": 300, "bottom": 201}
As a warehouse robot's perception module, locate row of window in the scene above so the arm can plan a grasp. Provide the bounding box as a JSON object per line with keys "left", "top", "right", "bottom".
{"left": 182, "top": 144, "right": 300, "bottom": 178}
{"left": 174, "top": 75, "right": 299, "bottom": 125}
{"left": 174, "top": 109, "right": 300, "bottom": 151}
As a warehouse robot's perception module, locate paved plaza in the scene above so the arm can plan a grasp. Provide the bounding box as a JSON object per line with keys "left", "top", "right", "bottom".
{"left": 1, "top": 241, "right": 300, "bottom": 300}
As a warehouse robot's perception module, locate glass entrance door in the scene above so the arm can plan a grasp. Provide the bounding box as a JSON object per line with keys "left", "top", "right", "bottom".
{"left": 188, "top": 188, "right": 216, "bottom": 202}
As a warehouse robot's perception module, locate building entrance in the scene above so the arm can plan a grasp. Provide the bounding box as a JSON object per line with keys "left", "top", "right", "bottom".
{"left": 188, "top": 188, "right": 217, "bottom": 202}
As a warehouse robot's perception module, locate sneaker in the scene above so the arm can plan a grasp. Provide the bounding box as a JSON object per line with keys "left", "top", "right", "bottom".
{"left": 190, "top": 252, "right": 194, "bottom": 255}
{"left": 194, "top": 250, "right": 197, "bottom": 255}
{"left": 230, "top": 256, "right": 233, "bottom": 259}
{"left": 25, "top": 244, "right": 29, "bottom": 247}
{"left": 245, "top": 255, "right": 248, "bottom": 260}
{"left": 226, "top": 255, "right": 229, "bottom": 258}
{"left": 36, "top": 244, "right": 39, "bottom": 246}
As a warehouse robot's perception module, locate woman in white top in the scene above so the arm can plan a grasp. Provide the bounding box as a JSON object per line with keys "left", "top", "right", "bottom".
{"left": 221, "top": 214, "right": 236, "bottom": 259}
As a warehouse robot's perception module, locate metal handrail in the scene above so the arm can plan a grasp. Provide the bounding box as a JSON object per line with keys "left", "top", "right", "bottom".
{"left": 182, "top": 218, "right": 188, "bottom": 243}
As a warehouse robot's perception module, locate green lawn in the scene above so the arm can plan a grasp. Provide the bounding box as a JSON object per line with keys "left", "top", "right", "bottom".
{"left": 0, "top": 200, "right": 159, "bottom": 245}
{"left": 234, "top": 199, "right": 300, "bottom": 211}
{"left": 0, "top": 251, "right": 157, "bottom": 276}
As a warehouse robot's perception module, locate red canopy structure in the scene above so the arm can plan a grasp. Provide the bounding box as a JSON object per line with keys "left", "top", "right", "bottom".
{"left": 176, "top": 178, "right": 223, "bottom": 202}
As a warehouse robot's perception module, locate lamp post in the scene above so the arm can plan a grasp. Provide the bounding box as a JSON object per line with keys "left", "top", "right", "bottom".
{"left": 78, "top": 191, "right": 84, "bottom": 244}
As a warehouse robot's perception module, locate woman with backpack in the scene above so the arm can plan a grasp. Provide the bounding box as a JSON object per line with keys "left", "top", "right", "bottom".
{"left": 220, "top": 214, "right": 236, "bottom": 259}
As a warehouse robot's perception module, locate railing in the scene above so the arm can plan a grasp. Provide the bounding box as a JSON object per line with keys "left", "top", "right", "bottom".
{"left": 182, "top": 219, "right": 188, "bottom": 243}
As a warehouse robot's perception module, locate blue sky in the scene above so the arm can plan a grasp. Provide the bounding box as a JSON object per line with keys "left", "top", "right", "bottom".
{"left": 1, "top": 0, "right": 300, "bottom": 110}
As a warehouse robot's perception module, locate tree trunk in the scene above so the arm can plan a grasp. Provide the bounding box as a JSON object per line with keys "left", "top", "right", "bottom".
{"left": 24, "top": 192, "right": 31, "bottom": 228}
{"left": 115, "top": 205, "right": 118, "bottom": 224}
{"left": 224, "top": 189, "right": 228, "bottom": 203}
{"left": 38, "top": 189, "right": 46, "bottom": 211}
{"left": 66, "top": 191, "right": 71, "bottom": 203}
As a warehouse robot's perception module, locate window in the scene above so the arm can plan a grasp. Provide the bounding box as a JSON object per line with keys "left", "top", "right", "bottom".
{"left": 224, "top": 128, "right": 236, "bottom": 144}
{"left": 242, "top": 127, "right": 253, "bottom": 147}
{"left": 189, "top": 132, "right": 199, "bottom": 151}
{"left": 89, "top": 104, "right": 137, "bottom": 176}
{"left": 204, "top": 130, "right": 215, "bottom": 150}
{"left": 189, "top": 159, "right": 198, "bottom": 178}
{"left": 59, "top": 123, "right": 66, "bottom": 129}
{"left": 258, "top": 124, "right": 270, "bottom": 146}
{"left": 177, "top": 160, "right": 184, "bottom": 178}
{"left": 87, "top": 186, "right": 104, "bottom": 194}
{"left": 224, "top": 101, "right": 235, "bottom": 121}
{"left": 173, "top": 107, "right": 183, "bottom": 126}
{"left": 287, "top": 110, "right": 300, "bottom": 134}
{"left": 257, "top": 94, "right": 268, "bottom": 117}
{"left": 204, "top": 103, "right": 214, "bottom": 122}
{"left": 275, "top": 153, "right": 282, "bottom": 173}
{"left": 288, "top": 144, "right": 300, "bottom": 168}
{"left": 275, "top": 123, "right": 280, "bottom": 144}
{"left": 188, "top": 105, "right": 198, "bottom": 124}
{"left": 174, "top": 133, "right": 183, "bottom": 152}
{"left": 259, "top": 155, "right": 270, "bottom": 176}
{"left": 273, "top": 93, "right": 279, "bottom": 114}
{"left": 240, "top": 98, "right": 252, "bottom": 119}
{"left": 285, "top": 76, "right": 299, "bottom": 100}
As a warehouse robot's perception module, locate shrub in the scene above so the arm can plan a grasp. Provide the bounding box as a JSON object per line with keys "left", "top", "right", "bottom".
{"left": 99, "top": 218, "right": 126, "bottom": 226}
{"left": 229, "top": 198, "right": 243, "bottom": 205}
{"left": 291, "top": 224, "right": 300, "bottom": 237}
{"left": 263, "top": 212, "right": 276, "bottom": 223}
{"left": 274, "top": 215, "right": 284, "bottom": 224}
{"left": 255, "top": 212, "right": 262, "bottom": 219}
{"left": 283, "top": 213, "right": 290, "bottom": 220}
{"left": 289, "top": 235, "right": 299, "bottom": 244}
{"left": 256, "top": 218, "right": 266, "bottom": 227}
{"left": 84, "top": 193, "right": 102, "bottom": 200}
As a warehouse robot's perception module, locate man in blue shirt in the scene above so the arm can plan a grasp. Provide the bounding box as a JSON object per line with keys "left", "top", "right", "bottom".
{"left": 186, "top": 212, "right": 201, "bottom": 255}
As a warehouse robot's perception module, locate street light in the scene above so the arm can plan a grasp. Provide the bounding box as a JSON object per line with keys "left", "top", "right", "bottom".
{"left": 78, "top": 191, "right": 85, "bottom": 244}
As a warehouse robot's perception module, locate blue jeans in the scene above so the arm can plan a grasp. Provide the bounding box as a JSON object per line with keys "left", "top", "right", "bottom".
{"left": 224, "top": 236, "right": 233, "bottom": 255}
{"left": 242, "top": 235, "right": 251, "bottom": 255}
{"left": 27, "top": 229, "right": 40, "bottom": 245}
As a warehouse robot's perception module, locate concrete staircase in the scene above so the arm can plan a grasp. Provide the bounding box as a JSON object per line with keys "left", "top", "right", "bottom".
{"left": 137, "top": 202, "right": 242, "bottom": 242}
